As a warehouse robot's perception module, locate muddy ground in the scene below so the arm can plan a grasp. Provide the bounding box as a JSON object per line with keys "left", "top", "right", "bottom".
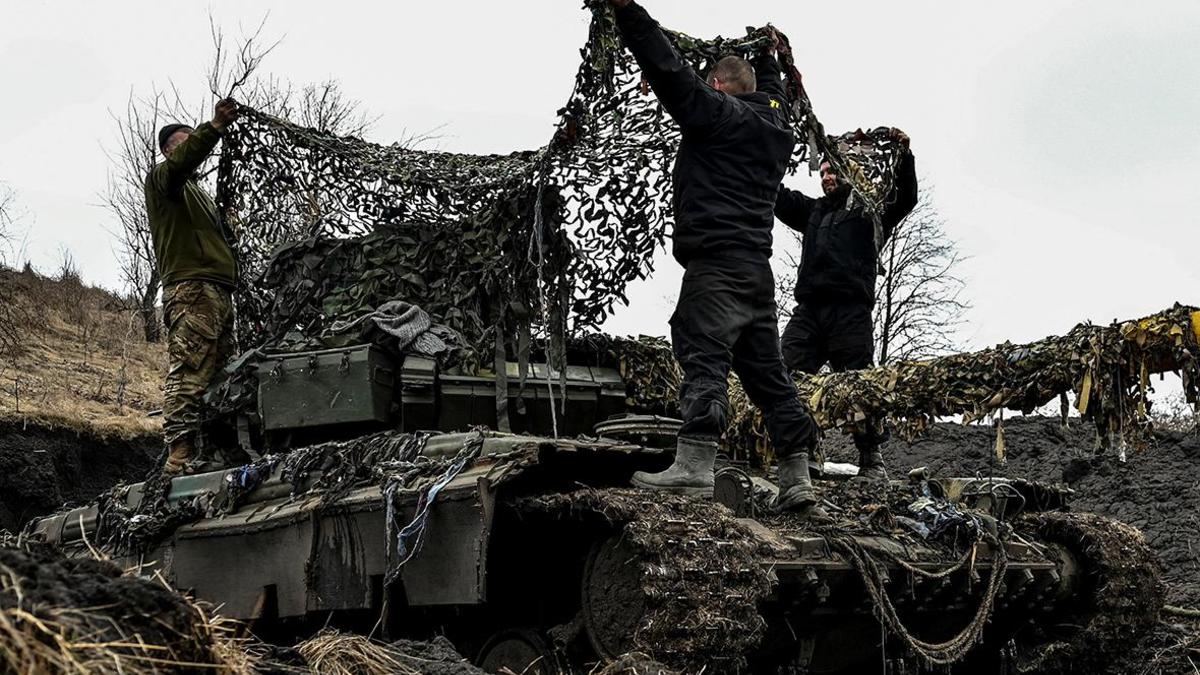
{"left": 0, "top": 420, "right": 159, "bottom": 532}
{"left": 821, "top": 416, "right": 1200, "bottom": 608}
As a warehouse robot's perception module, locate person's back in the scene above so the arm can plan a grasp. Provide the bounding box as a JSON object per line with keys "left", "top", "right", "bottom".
{"left": 611, "top": 0, "right": 826, "bottom": 518}
{"left": 670, "top": 84, "right": 794, "bottom": 263}
{"left": 611, "top": 0, "right": 794, "bottom": 264}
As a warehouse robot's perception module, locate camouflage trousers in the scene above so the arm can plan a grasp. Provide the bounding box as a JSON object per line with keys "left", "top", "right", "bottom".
{"left": 162, "top": 281, "right": 236, "bottom": 444}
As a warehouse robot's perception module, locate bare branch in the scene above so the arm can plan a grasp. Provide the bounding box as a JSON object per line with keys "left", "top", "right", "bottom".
{"left": 875, "top": 186, "right": 970, "bottom": 364}
{"left": 99, "top": 90, "right": 182, "bottom": 342}
{"left": 207, "top": 11, "right": 282, "bottom": 101}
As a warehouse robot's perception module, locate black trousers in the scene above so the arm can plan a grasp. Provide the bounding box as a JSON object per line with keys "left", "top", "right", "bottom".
{"left": 780, "top": 299, "right": 888, "bottom": 452}
{"left": 670, "top": 253, "right": 817, "bottom": 457}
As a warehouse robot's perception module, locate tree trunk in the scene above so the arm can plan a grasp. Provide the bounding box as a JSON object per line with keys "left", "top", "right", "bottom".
{"left": 140, "top": 270, "right": 161, "bottom": 343}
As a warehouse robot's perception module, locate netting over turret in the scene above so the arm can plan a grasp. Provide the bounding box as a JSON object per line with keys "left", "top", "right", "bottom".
{"left": 215, "top": 4, "right": 907, "bottom": 362}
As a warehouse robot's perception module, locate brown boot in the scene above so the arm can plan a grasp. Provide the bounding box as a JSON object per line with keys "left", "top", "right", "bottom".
{"left": 162, "top": 437, "right": 196, "bottom": 476}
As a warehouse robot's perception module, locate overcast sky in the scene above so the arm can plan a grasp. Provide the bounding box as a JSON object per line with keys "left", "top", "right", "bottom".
{"left": 2, "top": 0, "right": 1198, "bottom": 352}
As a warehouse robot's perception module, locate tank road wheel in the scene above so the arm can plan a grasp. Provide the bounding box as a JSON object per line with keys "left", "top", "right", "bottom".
{"left": 581, "top": 535, "right": 646, "bottom": 660}
{"left": 477, "top": 629, "right": 559, "bottom": 674}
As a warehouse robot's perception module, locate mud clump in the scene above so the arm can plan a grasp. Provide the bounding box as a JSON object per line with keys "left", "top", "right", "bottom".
{"left": 389, "top": 637, "right": 489, "bottom": 674}
{"left": 1018, "top": 511, "right": 1165, "bottom": 673}
{"left": 0, "top": 420, "right": 159, "bottom": 531}
{"left": 0, "top": 543, "right": 229, "bottom": 672}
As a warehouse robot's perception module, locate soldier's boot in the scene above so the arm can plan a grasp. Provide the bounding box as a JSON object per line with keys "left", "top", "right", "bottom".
{"left": 856, "top": 449, "right": 889, "bottom": 481}
{"left": 774, "top": 452, "right": 830, "bottom": 520}
{"left": 162, "top": 436, "right": 197, "bottom": 476}
{"left": 631, "top": 436, "right": 716, "bottom": 497}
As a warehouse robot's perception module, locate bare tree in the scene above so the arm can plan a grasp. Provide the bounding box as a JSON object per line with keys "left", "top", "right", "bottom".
{"left": 207, "top": 13, "right": 281, "bottom": 102}
{"left": 874, "top": 189, "right": 969, "bottom": 364}
{"left": 104, "top": 10, "right": 378, "bottom": 346}
{"left": 775, "top": 187, "right": 969, "bottom": 366}
{"left": 245, "top": 77, "right": 376, "bottom": 137}
{"left": 0, "top": 183, "right": 18, "bottom": 263}
{"left": 102, "top": 91, "right": 188, "bottom": 342}
{"left": 0, "top": 184, "right": 23, "bottom": 356}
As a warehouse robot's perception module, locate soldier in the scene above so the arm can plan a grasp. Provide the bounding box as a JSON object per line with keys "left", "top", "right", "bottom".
{"left": 609, "top": 0, "right": 825, "bottom": 516}
{"left": 145, "top": 99, "right": 240, "bottom": 475}
{"left": 775, "top": 133, "right": 918, "bottom": 480}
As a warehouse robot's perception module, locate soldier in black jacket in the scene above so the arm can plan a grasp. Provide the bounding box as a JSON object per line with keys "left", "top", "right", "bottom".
{"left": 775, "top": 135, "right": 918, "bottom": 479}
{"left": 610, "top": 0, "right": 824, "bottom": 516}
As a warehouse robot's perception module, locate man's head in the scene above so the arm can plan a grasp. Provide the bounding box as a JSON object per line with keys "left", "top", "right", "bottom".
{"left": 819, "top": 161, "right": 840, "bottom": 196}
{"left": 158, "top": 124, "right": 194, "bottom": 157}
{"left": 707, "top": 56, "right": 756, "bottom": 95}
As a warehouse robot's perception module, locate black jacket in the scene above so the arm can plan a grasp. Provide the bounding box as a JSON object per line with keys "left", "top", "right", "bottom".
{"left": 776, "top": 152, "right": 918, "bottom": 304}
{"left": 614, "top": 2, "right": 794, "bottom": 266}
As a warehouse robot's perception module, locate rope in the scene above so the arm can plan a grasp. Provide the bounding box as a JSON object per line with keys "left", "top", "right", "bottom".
{"left": 827, "top": 533, "right": 1009, "bottom": 666}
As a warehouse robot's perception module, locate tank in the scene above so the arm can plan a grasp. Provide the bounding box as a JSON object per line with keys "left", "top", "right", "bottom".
{"left": 25, "top": 348, "right": 1163, "bottom": 674}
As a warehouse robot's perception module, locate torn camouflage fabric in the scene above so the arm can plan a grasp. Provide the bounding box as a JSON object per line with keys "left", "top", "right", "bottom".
{"left": 589, "top": 306, "right": 1200, "bottom": 462}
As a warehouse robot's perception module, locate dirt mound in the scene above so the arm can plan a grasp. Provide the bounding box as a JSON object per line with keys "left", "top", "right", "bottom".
{"left": 0, "top": 543, "right": 237, "bottom": 673}
{"left": 0, "top": 420, "right": 159, "bottom": 531}
{"left": 1111, "top": 617, "right": 1200, "bottom": 675}
{"left": 390, "top": 637, "right": 488, "bottom": 674}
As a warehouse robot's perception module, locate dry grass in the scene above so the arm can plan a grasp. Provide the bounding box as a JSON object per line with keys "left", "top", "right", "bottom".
{"left": 0, "top": 267, "right": 164, "bottom": 439}
{"left": 0, "top": 560, "right": 259, "bottom": 674}
{"left": 296, "top": 629, "right": 419, "bottom": 675}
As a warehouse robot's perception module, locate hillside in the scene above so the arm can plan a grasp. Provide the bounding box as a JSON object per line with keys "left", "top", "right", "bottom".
{"left": 0, "top": 267, "right": 165, "bottom": 437}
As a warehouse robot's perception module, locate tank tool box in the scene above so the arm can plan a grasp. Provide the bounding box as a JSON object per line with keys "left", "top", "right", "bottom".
{"left": 259, "top": 345, "right": 398, "bottom": 431}
{"left": 258, "top": 345, "right": 626, "bottom": 438}
{"left": 438, "top": 362, "right": 626, "bottom": 437}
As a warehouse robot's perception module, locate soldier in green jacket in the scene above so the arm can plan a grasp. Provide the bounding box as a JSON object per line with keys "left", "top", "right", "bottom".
{"left": 145, "top": 98, "right": 239, "bottom": 475}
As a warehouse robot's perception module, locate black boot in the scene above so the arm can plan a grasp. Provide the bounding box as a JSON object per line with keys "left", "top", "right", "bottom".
{"left": 773, "top": 453, "right": 830, "bottom": 519}
{"left": 856, "top": 449, "right": 888, "bottom": 481}
{"left": 631, "top": 436, "right": 716, "bottom": 496}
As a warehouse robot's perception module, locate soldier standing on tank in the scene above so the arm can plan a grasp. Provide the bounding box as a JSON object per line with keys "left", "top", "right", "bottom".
{"left": 144, "top": 99, "right": 240, "bottom": 475}
{"left": 608, "top": 0, "right": 825, "bottom": 516}
{"left": 775, "top": 134, "right": 918, "bottom": 480}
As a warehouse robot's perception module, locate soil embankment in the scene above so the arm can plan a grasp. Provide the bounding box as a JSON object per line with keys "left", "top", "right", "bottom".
{"left": 0, "top": 420, "right": 159, "bottom": 532}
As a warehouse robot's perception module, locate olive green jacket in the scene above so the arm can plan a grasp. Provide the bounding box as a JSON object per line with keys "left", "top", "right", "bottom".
{"left": 144, "top": 122, "right": 237, "bottom": 288}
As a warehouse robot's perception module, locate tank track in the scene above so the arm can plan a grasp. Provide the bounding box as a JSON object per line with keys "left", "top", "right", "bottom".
{"left": 1015, "top": 511, "right": 1164, "bottom": 673}
{"left": 515, "top": 488, "right": 772, "bottom": 672}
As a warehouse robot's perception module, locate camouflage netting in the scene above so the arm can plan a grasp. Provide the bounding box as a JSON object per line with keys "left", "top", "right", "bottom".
{"left": 215, "top": 4, "right": 905, "bottom": 366}
{"left": 599, "top": 307, "right": 1200, "bottom": 462}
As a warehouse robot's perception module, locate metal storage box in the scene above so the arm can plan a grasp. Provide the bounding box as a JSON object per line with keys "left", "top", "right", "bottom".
{"left": 259, "top": 345, "right": 395, "bottom": 431}
{"left": 439, "top": 363, "right": 626, "bottom": 437}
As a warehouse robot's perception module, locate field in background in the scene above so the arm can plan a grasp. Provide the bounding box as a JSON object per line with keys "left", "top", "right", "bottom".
{"left": 0, "top": 266, "right": 164, "bottom": 438}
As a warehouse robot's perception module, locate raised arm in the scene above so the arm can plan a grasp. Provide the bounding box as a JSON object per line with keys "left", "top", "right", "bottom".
{"left": 611, "top": 1, "right": 727, "bottom": 133}
{"left": 775, "top": 185, "right": 816, "bottom": 235}
{"left": 880, "top": 129, "right": 919, "bottom": 239}
{"left": 148, "top": 99, "right": 239, "bottom": 195}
